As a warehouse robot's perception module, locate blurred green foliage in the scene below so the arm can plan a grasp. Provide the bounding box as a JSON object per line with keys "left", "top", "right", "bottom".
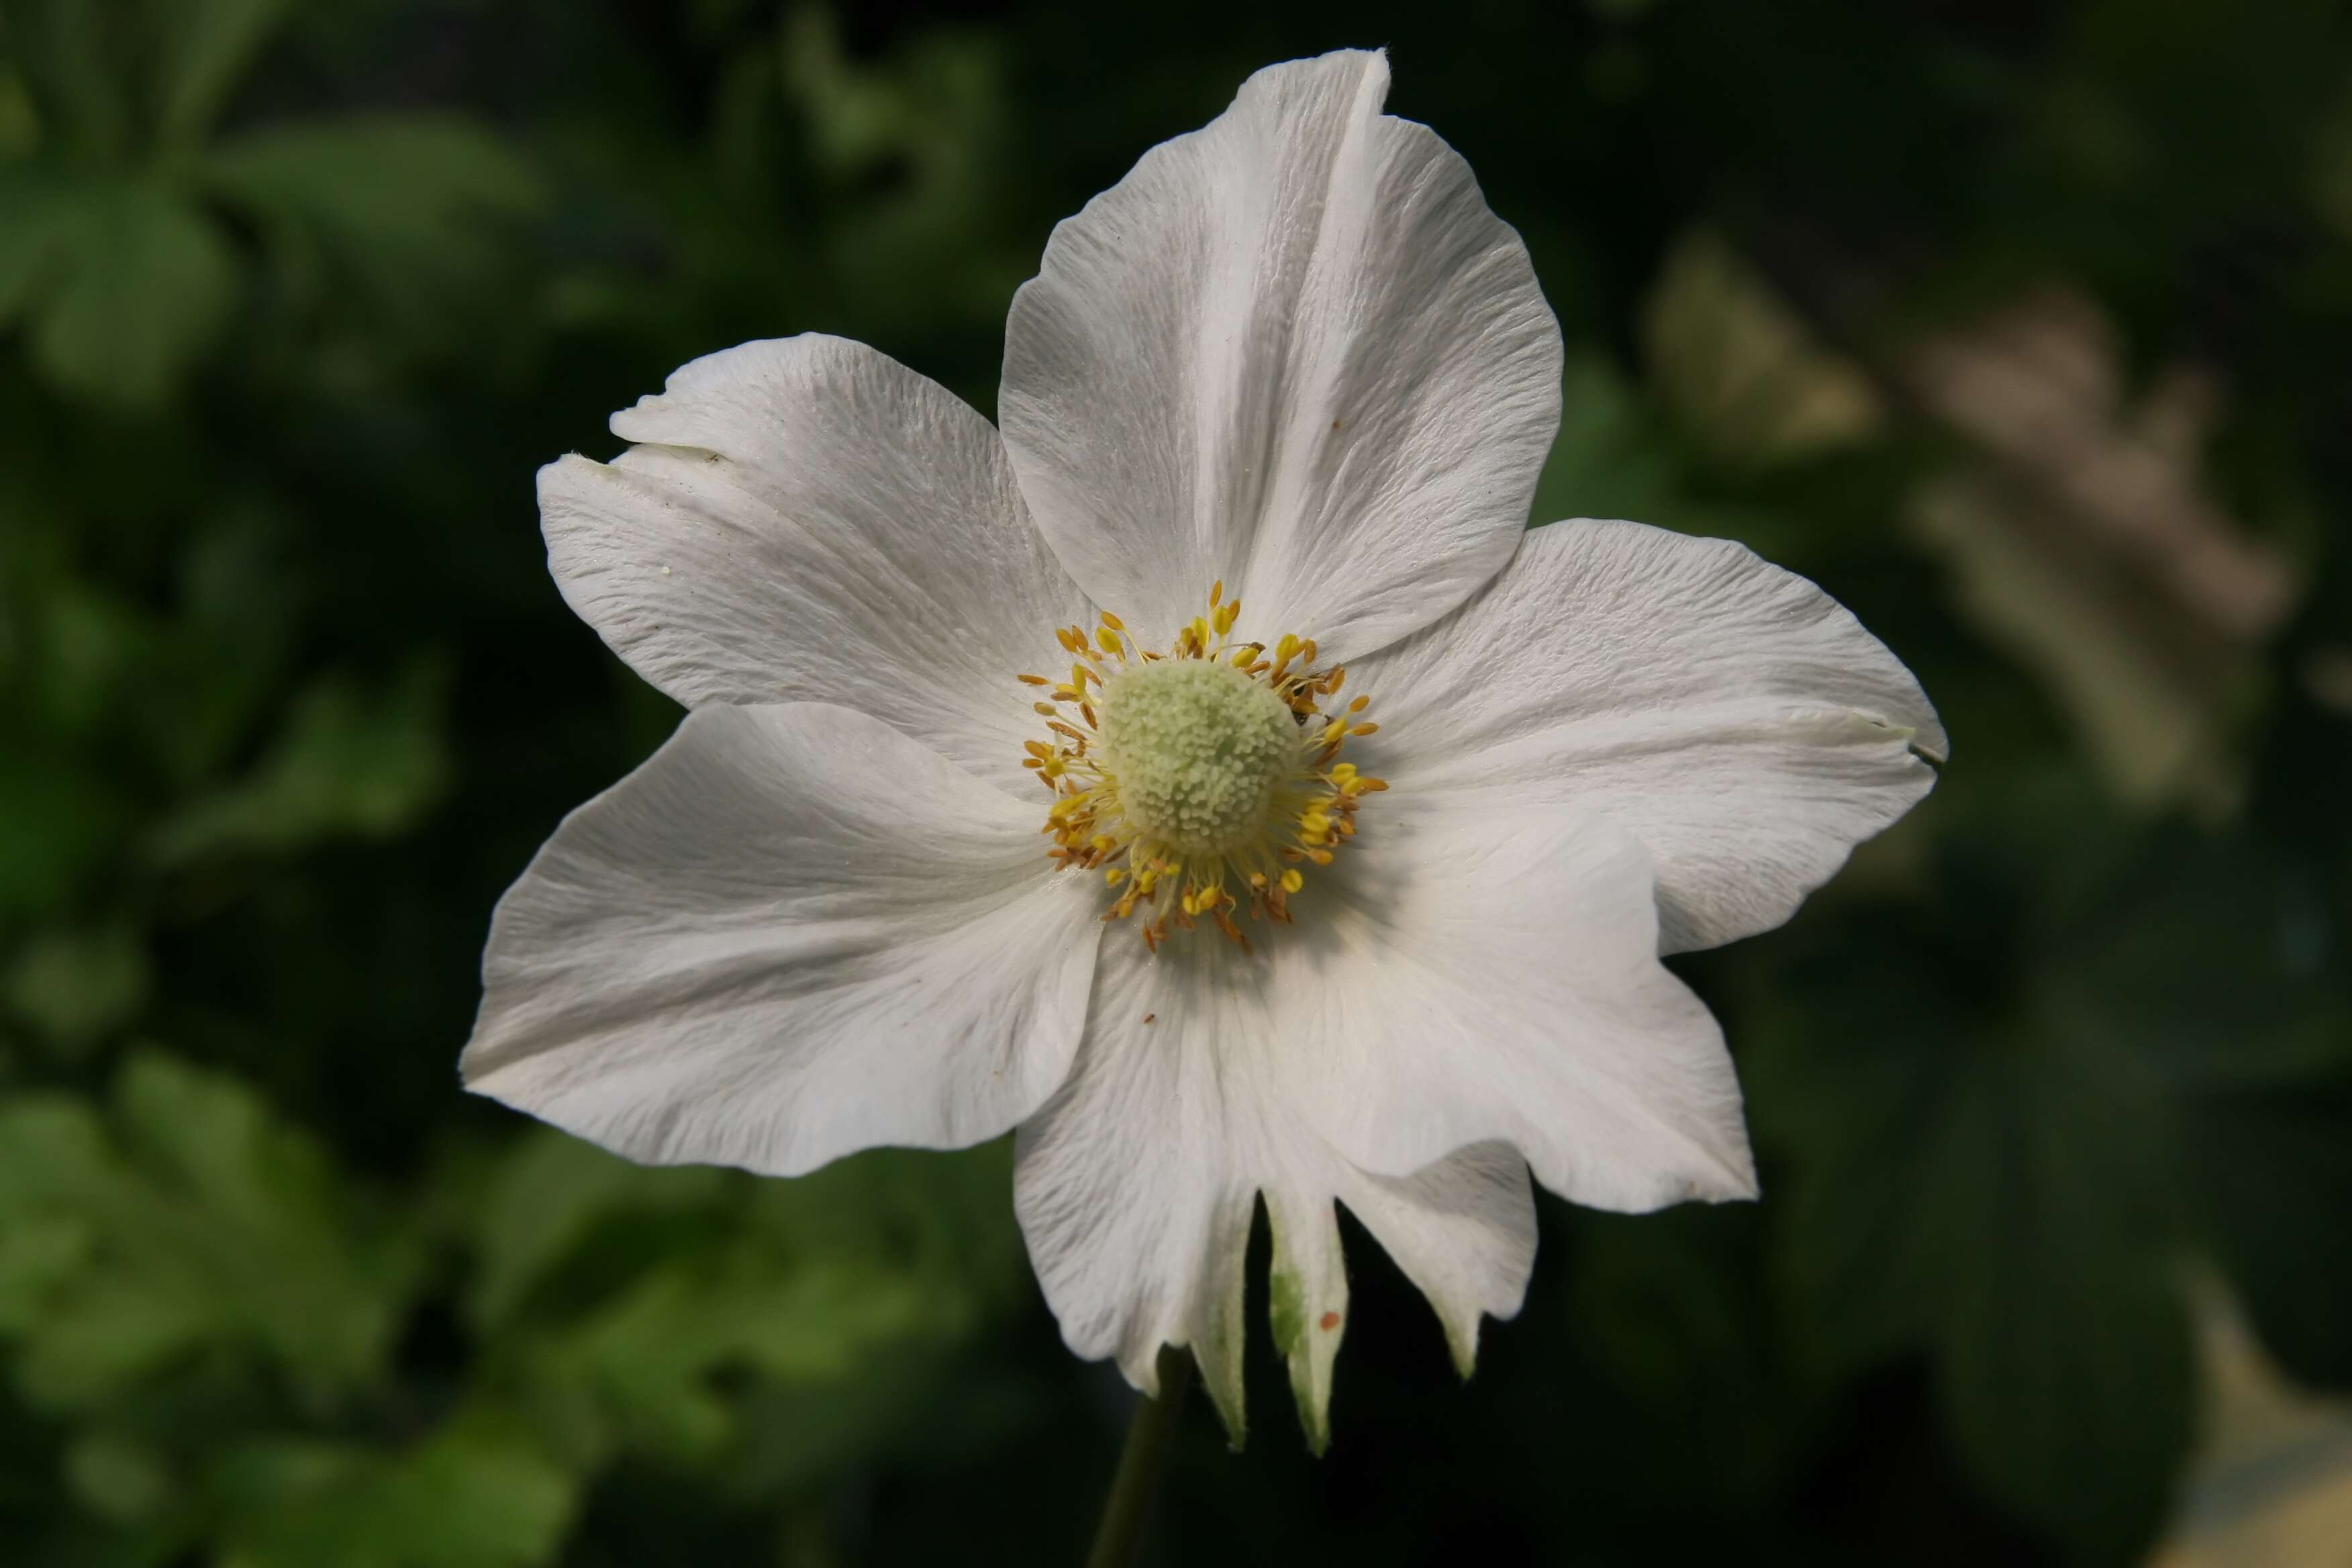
{"left": 1, "top": 1, "right": 2347, "bottom": 1564}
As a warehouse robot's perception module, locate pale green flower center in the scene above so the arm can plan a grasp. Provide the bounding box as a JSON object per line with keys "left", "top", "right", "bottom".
{"left": 1018, "top": 587, "right": 1387, "bottom": 952}
{"left": 1094, "top": 658, "right": 1300, "bottom": 855}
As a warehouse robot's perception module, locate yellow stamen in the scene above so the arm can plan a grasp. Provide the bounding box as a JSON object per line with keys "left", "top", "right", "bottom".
{"left": 1016, "top": 583, "right": 1383, "bottom": 952}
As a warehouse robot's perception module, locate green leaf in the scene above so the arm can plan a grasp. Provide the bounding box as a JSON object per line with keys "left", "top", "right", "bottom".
{"left": 775, "top": 8, "right": 1030, "bottom": 330}
{"left": 32, "top": 578, "right": 159, "bottom": 738}
{"left": 63, "top": 1429, "right": 175, "bottom": 1523}
{"left": 215, "top": 1417, "right": 575, "bottom": 1568}
{"left": 2182, "top": 1080, "right": 2352, "bottom": 1389}
{"left": 1528, "top": 352, "right": 1804, "bottom": 558}
{"left": 0, "top": 742, "right": 131, "bottom": 922}
{"left": 0, "top": 0, "right": 132, "bottom": 158}
{"left": 0, "top": 168, "right": 80, "bottom": 322}
{"left": 0, "top": 70, "right": 38, "bottom": 158}
{"left": 482, "top": 1141, "right": 1026, "bottom": 1466}
{"left": 464, "top": 1130, "right": 724, "bottom": 1332}
{"left": 152, "top": 0, "right": 293, "bottom": 145}
{"left": 199, "top": 114, "right": 542, "bottom": 327}
{"left": 1749, "top": 797, "right": 2352, "bottom": 1559}
{"left": 2063, "top": 835, "right": 2352, "bottom": 1087}
{"left": 23, "top": 184, "right": 237, "bottom": 407}
{"left": 148, "top": 658, "right": 451, "bottom": 865}
{"left": 143, "top": 503, "right": 301, "bottom": 789}
{"left": 1752, "top": 940, "right": 2002, "bottom": 1373}
{"left": 530, "top": 1244, "right": 938, "bottom": 1457}
{"left": 3, "top": 922, "right": 150, "bottom": 1054}
{"left": 1640, "top": 228, "right": 1885, "bottom": 468}
{"left": 0, "top": 1218, "right": 93, "bottom": 1332}
{"left": 0, "top": 1053, "right": 421, "bottom": 1410}
{"left": 1752, "top": 833, "right": 2198, "bottom": 1564}
{"left": 1564, "top": 1208, "right": 1813, "bottom": 1508}
{"left": 1926, "top": 1052, "right": 2194, "bottom": 1564}
{"left": 2057, "top": 833, "right": 2352, "bottom": 1387}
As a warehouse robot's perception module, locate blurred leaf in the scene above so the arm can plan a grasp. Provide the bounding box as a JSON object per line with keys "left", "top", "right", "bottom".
{"left": 489, "top": 1142, "right": 1026, "bottom": 1465}
{"left": 2182, "top": 1082, "right": 2352, "bottom": 1391}
{"left": 23, "top": 183, "right": 236, "bottom": 407}
{"left": 1927, "top": 1052, "right": 2194, "bottom": 1563}
{"left": 215, "top": 1416, "right": 575, "bottom": 1568}
{"left": 2062, "top": 832, "right": 2352, "bottom": 1388}
{"left": 63, "top": 1429, "right": 174, "bottom": 1523}
{"left": 465, "top": 1130, "right": 724, "bottom": 1332}
{"left": 1755, "top": 985, "right": 1990, "bottom": 1373}
{"left": 146, "top": 503, "right": 301, "bottom": 787}
{"left": 0, "top": 1218, "right": 91, "bottom": 1332}
{"left": 35, "top": 579, "right": 155, "bottom": 736}
{"left": 1753, "top": 795, "right": 2352, "bottom": 1559}
{"left": 201, "top": 114, "right": 543, "bottom": 328}
{"left": 3, "top": 922, "right": 150, "bottom": 1053}
{"left": 1901, "top": 288, "right": 2296, "bottom": 810}
{"left": 2316, "top": 81, "right": 2352, "bottom": 239}
{"left": 1565, "top": 1208, "right": 1810, "bottom": 1508}
{"left": 1530, "top": 352, "right": 1803, "bottom": 558}
{"left": 778, "top": 7, "right": 1030, "bottom": 327}
{"left": 0, "top": 0, "right": 130, "bottom": 158}
{"left": 0, "top": 78, "right": 34, "bottom": 160}
{"left": 0, "top": 168, "right": 79, "bottom": 320}
{"left": 153, "top": 0, "right": 291, "bottom": 145}
{"left": 148, "top": 657, "right": 450, "bottom": 865}
{"left": 0, "top": 1052, "right": 420, "bottom": 1409}
{"left": 1762, "top": 1014, "right": 2194, "bottom": 1559}
{"left": 1908, "top": 471, "right": 2243, "bottom": 808}
{"left": 722, "top": 1344, "right": 1034, "bottom": 1499}
{"left": 2062, "top": 836, "right": 2351, "bottom": 1087}
{"left": 0, "top": 744, "right": 128, "bottom": 921}
{"left": 1642, "top": 229, "right": 1885, "bottom": 467}
{"left": 529, "top": 1242, "right": 937, "bottom": 1457}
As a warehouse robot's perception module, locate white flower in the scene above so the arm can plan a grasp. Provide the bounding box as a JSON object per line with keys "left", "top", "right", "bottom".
{"left": 462, "top": 49, "right": 1944, "bottom": 1449}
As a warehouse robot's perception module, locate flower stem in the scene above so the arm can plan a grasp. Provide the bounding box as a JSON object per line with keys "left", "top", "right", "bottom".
{"left": 1085, "top": 1345, "right": 1195, "bottom": 1568}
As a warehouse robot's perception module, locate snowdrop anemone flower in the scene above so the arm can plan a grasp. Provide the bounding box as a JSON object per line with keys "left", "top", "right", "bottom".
{"left": 462, "top": 48, "right": 1944, "bottom": 1449}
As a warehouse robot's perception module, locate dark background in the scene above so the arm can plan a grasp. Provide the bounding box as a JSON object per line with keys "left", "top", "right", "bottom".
{"left": 3, "top": 1, "right": 2349, "bottom": 1564}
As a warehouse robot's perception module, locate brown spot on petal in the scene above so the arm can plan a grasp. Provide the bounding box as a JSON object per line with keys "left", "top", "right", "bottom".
{"left": 1319, "top": 1312, "right": 1342, "bottom": 1331}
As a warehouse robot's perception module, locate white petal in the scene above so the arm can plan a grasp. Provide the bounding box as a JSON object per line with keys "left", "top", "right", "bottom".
{"left": 1342, "top": 1142, "right": 1536, "bottom": 1380}
{"left": 1270, "top": 796, "right": 1757, "bottom": 1212}
{"left": 539, "top": 334, "right": 1089, "bottom": 794}
{"left": 1258, "top": 1179, "right": 1347, "bottom": 1449}
{"left": 464, "top": 703, "right": 1098, "bottom": 1177}
{"left": 1353, "top": 518, "right": 1945, "bottom": 952}
{"left": 1014, "top": 930, "right": 1536, "bottom": 1449}
{"left": 1000, "top": 49, "right": 1561, "bottom": 656}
